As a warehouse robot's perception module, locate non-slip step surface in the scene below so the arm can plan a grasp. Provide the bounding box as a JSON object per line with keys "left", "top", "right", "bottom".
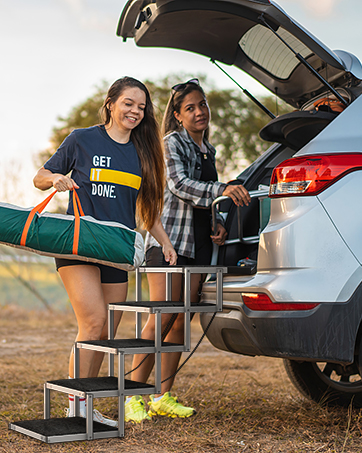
{"left": 110, "top": 301, "right": 217, "bottom": 312}
{"left": 138, "top": 265, "right": 227, "bottom": 271}
{"left": 78, "top": 338, "right": 180, "bottom": 349}
{"left": 47, "top": 376, "right": 154, "bottom": 392}
{"left": 10, "top": 417, "right": 118, "bottom": 437}
{"left": 114, "top": 301, "right": 189, "bottom": 308}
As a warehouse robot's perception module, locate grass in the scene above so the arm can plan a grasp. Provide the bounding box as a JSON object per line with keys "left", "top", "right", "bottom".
{"left": 1, "top": 306, "right": 362, "bottom": 452}
{"left": 0, "top": 251, "right": 149, "bottom": 311}
{"left": 0, "top": 251, "right": 68, "bottom": 310}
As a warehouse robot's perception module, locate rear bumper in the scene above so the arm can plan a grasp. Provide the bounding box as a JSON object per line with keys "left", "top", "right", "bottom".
{"left": 200, "top": 282, "right": 362, "bottom": 363}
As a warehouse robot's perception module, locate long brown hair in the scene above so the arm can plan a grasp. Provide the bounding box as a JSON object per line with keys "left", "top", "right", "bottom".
{"left": 162, "top": 82, "right": 209, "bottom": 140}
{"left": 100, "top": 77, "right": 165, "bottom": 230}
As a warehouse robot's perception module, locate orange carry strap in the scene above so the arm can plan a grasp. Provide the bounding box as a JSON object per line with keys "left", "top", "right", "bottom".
{"left": 73, "top": 189, "right": 85, "bottom": 216}
{"left": 20, "top": 189, "right": 84, "bottom": 256}
{"left": 72, "top": 190, "right": 81, "bottom": 255}
{"left": 20, "top": 190, "right": 58, "bottom": 247}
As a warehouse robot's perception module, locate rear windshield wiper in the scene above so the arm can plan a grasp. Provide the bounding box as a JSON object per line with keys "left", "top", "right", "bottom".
{"left": 259, "top": 14, "right": 348, "bottom": 107}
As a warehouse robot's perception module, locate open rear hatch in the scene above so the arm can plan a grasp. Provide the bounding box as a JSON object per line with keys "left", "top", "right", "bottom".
{"left": 118, "top": 0, "right": 362, "bottom": 149}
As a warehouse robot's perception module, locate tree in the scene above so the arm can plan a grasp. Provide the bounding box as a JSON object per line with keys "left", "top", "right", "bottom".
{"left": 34, "top": 74, "right": 291, "bottom": 182}
{"left": 208, "top": 92, "right": 290, "bottom": 178}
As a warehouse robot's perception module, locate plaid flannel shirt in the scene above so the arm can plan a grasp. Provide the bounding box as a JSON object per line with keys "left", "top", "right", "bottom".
{"left": 145, "top": 128, "right": 227, "bottom": 259}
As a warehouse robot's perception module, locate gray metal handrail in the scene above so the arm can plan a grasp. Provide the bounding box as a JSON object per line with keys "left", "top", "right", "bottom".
{"left": 211, "top": 188, "right": 270, "bottom": 246}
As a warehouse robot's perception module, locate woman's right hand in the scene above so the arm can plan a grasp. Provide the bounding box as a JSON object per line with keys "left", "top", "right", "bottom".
{"left": 222, "top": 184, "right": 251, "bottom": 207}
{"left": 34, "top": 167, "right": 79, "bottom": 192}
{"left": 51, "top": 174, "right": 79, "bottom": 192}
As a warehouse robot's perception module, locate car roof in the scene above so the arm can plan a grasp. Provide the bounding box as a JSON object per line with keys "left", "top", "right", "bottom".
{"left": 118, "top": 0, "right": 362, "bottom": 108}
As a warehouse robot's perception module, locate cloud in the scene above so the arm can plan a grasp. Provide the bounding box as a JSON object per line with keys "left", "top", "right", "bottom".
{"left": 301, "top": 0, "right": 341, "bottom": 17}
{"left": 62, "top": 0, "right": 83, "bottom": 14}
{"left": 79, "top": 11, "right": 117, "bottom": 34}
{"left": 59, "top": 0, "right": 119, "bottom": 34}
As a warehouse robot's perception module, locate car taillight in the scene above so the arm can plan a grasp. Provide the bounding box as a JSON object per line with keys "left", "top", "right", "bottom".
{"left": 269, "top": 153, "right": 362, "bottom": 197}
{"left": 242, "top": 292, "right": 319, "bottom": 311}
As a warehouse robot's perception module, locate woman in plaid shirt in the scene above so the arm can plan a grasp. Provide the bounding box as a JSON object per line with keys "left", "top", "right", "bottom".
{"left": 126, "top": 79, "right": 250, "bottom": 422}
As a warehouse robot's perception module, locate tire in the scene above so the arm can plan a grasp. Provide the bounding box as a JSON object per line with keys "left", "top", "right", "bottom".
{"left": 284, "top": 359, "right": 362, "bottom": 408}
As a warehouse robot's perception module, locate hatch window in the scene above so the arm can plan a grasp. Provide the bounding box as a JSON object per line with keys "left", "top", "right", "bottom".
{"left": 239, "top": 24, "right": 313, "bottom": 80}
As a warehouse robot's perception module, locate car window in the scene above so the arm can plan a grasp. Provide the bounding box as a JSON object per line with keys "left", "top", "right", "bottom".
{"left": 239, "top": 25, "right": 313, "bottom": 80}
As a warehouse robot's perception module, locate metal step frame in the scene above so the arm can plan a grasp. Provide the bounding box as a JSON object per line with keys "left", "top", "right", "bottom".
{"left": 9, "top": 265, "right": 226, "bottom": 443}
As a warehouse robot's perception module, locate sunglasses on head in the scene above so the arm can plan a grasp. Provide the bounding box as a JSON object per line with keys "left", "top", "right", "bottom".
{"left": 172, "top": 78, "right": 200, "bottom": 92}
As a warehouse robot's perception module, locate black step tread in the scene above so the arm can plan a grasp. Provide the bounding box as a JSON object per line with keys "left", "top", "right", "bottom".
{"left": 9, "top": 417, "right": 117, "bottom": 436}
{"left": 78, "top": 338, "right": 180, "bottom": 348}
{"left": 111, "top": 301, "right": 215, "bottom": 308}
{"left": 47, "top": 376, "right": 153, "bottom": 392}
{"left": 139, "top": 265, "right": 226, "bottom": 269}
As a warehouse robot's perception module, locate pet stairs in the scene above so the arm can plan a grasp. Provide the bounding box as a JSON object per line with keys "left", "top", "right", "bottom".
{"left": 9, "top": 265, "right": 226, "bottom": 443}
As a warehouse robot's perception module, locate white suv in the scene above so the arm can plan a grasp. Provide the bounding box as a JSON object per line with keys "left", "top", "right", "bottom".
{"left": 118, "top": 0, "right": 362, "bottom": 407}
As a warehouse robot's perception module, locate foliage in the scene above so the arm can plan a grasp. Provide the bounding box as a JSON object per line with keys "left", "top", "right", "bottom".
{"left": 209, "top": 93, "right": 290, "bottom": 178}
{"left": 34, "top": 74, "right": 292, "bottom": 181}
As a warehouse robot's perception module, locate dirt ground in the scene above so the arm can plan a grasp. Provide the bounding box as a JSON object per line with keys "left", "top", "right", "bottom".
{"left": 1, "top": 305, "right": 362, "bottom": 453}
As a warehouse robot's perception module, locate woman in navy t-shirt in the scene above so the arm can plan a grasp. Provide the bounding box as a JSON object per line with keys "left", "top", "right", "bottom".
{"left": 33, "top": 77, "right": 177, "bottom": 426}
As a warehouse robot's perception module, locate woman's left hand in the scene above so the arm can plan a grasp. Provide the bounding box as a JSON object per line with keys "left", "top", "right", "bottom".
{"left": 162, "top": 243, "right": 178, "bottom": 265}
{"left": 148, "top": 216, "right": 177, "bottom": 265}
{"left": 211, "top": 223, "right": 228, "bottom": 246}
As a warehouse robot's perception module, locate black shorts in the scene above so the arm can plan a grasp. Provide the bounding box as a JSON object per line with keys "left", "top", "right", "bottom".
{"left": 145, "top": 247, "right": 207, "bottom": 302}
{"left": 55, "top": 258, "right": 128, "bottom": 284}
{"left": 145, "top": 247, "right": 193, "bottom": 266}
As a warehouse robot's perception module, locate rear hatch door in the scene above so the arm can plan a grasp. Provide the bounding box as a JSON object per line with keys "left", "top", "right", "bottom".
{"left": 118, "top": 0, "right": 362, "bottom": 108}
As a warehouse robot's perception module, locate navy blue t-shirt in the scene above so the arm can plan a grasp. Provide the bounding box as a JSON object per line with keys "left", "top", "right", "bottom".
{"left": 44, "top": 125, "right": 142, "bottom": 229}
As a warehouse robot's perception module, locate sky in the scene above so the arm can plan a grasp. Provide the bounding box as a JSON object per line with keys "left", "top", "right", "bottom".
{"left": 1, "top": 0, "right": 362, "bottom": 205}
